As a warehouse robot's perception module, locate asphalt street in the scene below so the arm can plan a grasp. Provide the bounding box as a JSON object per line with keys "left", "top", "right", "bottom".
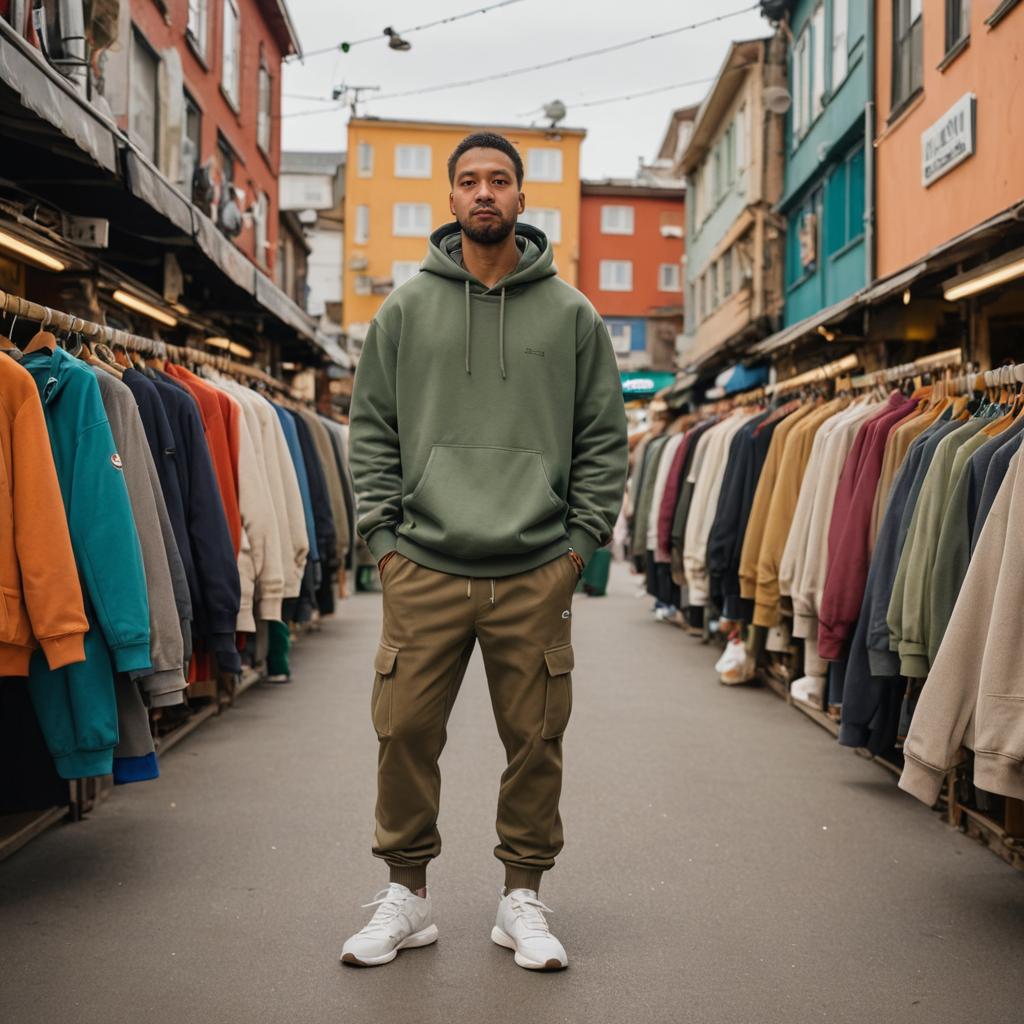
{"left": 1, "top": 562, "right": 1022, "bottom": 1024}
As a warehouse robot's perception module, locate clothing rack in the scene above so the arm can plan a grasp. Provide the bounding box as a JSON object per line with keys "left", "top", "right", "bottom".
{"left": 0, "top": 288, "right": 289, "bottom": 394}
{"left": 849, "top": 347, "right": 964, "bottom": 391}
{"left": 767, "top": 353, "right": 860, "bottom": 396}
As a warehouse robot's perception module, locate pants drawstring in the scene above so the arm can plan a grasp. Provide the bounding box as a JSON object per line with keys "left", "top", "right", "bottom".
{"left": 466, "top": 578, "right": 471, "bottom": 599}
{"left": 490, "top": 578, "right": 496, "bottom": 605}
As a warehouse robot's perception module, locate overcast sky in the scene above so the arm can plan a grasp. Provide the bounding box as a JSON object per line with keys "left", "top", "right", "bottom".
{"left": 281, "top": 1, "right": 769, "bottom": 179}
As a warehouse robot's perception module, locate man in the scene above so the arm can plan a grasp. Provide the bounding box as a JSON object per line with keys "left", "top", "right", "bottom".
{"left": 343, "top": 131, "right": 627, "bottom": 971}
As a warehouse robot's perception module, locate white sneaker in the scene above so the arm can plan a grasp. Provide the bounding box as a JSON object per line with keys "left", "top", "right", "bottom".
{"left": 339, "top": 883, "right": 438, "bottom": 967}
{"left": 491, "top": 889, "right": 568, "bottom": 970}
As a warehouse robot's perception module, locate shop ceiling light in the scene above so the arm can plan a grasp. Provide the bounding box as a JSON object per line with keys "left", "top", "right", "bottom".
{"left": 228, "top": 341, "right": 253, "bottom": 359}
{"left": 0, "top": 229, "right": 66, "bottom": 272}
{"left": 112, "top": 289, "right": 177, "bottom": 327}
{"left": 205, "top": 336, "right": 232, "bottom": 349}
{"left": 942, "top": 246, "right": 1024, "bottom": 302}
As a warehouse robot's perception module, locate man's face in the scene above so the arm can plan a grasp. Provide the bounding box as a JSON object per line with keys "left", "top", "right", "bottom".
{"left": 449, "top": 147, "right": 524, "bottom": 245}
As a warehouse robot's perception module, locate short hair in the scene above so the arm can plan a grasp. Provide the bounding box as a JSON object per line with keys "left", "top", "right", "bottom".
{"left": 447, "top": 132, "right": 524, "bottom": 188}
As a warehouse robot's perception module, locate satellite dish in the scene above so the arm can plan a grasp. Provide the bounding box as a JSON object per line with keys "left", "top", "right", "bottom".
{"left": 543, "top": 100, "right": 567, "bottom": 127}
{"left": 764, "top": 86, "right": 792, "bottom": 114}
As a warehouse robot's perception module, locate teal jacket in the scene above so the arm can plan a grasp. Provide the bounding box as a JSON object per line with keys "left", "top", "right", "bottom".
{"left": 22, "top": 348, "right": 150, "bottom": 779}
{"left": 349, "top": 223, "right": 628, "bottom": 578}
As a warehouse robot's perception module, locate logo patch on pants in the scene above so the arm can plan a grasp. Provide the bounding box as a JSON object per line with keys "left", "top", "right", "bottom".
{"left": 561, "top": 610, "right": 571, "bottom": 620}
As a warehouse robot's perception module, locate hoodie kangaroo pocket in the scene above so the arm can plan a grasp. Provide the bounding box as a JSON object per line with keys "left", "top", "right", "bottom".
{"left": 400, "top": 444, "right": 567, "bottom": 559}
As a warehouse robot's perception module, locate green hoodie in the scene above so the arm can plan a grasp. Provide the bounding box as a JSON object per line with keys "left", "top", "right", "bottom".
{"left": 349, "top": 222, "right": 628, "bottom": 578}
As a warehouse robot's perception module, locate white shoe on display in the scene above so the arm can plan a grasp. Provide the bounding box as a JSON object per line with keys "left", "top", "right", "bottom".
{"left": 791, "top": 674, "right": 826, "bottom": 707}
{"left": 339, "top": 883, "right": 438, "bottom": 967}
{"left": 491, "top": 889, "right": 568, "bottom": 970}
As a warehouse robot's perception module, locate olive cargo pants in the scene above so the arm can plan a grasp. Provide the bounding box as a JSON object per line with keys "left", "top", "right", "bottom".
{"left": 370, "top": 552, "right": 577, "bottom": 893}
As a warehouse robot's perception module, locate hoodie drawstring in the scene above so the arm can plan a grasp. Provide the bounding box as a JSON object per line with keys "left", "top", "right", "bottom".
{"left": 464, "top": 281, "right": 472, "bottom": 375}
{"left": 498, "top": 287, "right": 507, "bottom": 380}
{"left": 463, "top": 281, "right": 508, "bottom": 380}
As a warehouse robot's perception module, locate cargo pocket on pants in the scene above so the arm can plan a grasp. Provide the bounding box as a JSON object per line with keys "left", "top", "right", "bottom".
{"left": 371, "top": 642, "right": 399, "bottom": 738}
{"left": 541, "top": 643, "right": 574, "bottom": 739}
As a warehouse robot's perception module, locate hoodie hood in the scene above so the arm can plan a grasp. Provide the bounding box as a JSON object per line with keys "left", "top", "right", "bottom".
{"left": 423, "top": 222, "right": 558, "bottom": 380}
{"left": 22, "top": 344, "right": 79, "bottom": 404}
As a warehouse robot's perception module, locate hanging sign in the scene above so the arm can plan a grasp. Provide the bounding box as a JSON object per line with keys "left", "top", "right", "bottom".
{"left": 921, "top": 93, "right": 976, "bottom": 188}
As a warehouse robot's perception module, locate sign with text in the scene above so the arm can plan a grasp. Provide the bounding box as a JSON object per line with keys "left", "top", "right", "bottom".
{"left": 921, "top": 93, "right": 976, "bottom": 188}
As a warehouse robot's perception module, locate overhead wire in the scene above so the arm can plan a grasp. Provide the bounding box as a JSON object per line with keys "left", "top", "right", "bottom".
{"left": 280, "top": 4, "right": 758, "bottom": 118}
{"left": 299, "top": 0, "right": 530, "bottom": 60}
{"left": 514, "top": 75, "right": 715, "bottom": 118}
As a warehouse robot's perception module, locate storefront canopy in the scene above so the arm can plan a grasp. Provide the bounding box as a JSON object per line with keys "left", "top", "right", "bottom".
{"left": 620, "top": 371, "right": 676, "bottom": 399}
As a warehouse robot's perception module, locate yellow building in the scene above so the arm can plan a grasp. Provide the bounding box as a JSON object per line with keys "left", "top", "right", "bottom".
{"left": 343, "top": 117, "right": 586, "bottom": 335}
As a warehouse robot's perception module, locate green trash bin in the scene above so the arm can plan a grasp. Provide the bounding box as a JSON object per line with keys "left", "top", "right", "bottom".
{"left": 577, "top": 548, "right": 611, "bottom": 597}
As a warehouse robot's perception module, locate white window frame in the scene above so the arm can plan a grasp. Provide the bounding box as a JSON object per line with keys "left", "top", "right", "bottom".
{"left": 129, "top": 28, "right": 160, "bottom": 163}
{"left": 793, "top": 25, "right": 810, "bottom": 137}
{"left": 812, "top": 4, "right": 826, "bottom": 118}
{"left": 391, "top": 261, "right": 420, "bottom": 289}
{"left": 186, "top": 0, "right": 208, "bottom": 59}
{"left": 599, "top": 260, "right": 633, "bottom": 292}
{"left": 600, "top": 205, "right": 635, "bottom": 236}
{"left": 607, "top": 322, "right": 632, "bottom": 356}
{"left": 221, "top": 0, "right": 240, "bottom": 110}
{"left": 526, "top": 148, "right": 563, "bottom": 183}
{"left": 519, "top": 207, "right": 562, "bottom": 243}
{"left": 735, "top": 104, "right": 747, "bottom": 173}
{"left": 254, "top": 191, "right": 269, "bottom": 266}
{"left": 357, "top": 142, "right": 374, "bottom": 177}
{"left": 394, "top": 144, "right": 431, "bottom": 179}
{"left": 659, "top": 263, "right": 681, "bottom": 292}
{"left": 831, "top": 0, "right": 849, "bottom": 89}
{"left": 393, "top": 202, "right": 432, "bottom": 238}
{"left": 257, "top": 56, "right": 271, "bottom": 156}
{"left": 354, "top": 204, "right": 370, "bottom": 244}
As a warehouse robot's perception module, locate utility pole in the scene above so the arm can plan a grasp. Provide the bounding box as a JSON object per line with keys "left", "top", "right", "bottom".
{"left": 331, "top": 84, "right": 381, "bottom": 118}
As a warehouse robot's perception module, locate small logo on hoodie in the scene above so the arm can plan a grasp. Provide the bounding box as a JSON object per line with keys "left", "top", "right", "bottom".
{"left": 524, "top": 348, "right": 545, "bottom": 358}
{"left": 111, "top": 453, "right": 123, "bottom": 470}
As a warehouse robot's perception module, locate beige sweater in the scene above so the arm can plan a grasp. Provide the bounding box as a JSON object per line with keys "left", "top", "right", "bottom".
{"left": 684, "top": 413, "right": 752, "bottom": 607}
{"left": 900, "top": 446, "right": 1023, "bottom": 805}
{"left": 789, "top": 401, "right": 880, "bottom": 639}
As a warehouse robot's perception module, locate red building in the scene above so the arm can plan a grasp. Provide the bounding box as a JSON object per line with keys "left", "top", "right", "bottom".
{"left": 107, "top": 0, "right": 300, "bottom": 274}
{"left": 578, "top": 181, "right": 686, "bottom": 372}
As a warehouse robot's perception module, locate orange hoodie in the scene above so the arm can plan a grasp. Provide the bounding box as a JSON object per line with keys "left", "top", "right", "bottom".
{"left": 0, "top": 355, "right": 88, "bottom": 675}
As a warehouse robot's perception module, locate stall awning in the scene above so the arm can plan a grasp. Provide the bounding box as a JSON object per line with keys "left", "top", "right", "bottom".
{"left": 123, "top": 152, "right": 195, "bottom": 237}
{"left": 620, "top": 371, "right": 676, "bottom": 399}
{"left": 255, "top": 271, "right": 317, "bottom": 342}
{"left": 750, "top": 292, "right": 865, "bottom": 357}
{"left": 0, "top": 23, "right": 117, "bottom": 173}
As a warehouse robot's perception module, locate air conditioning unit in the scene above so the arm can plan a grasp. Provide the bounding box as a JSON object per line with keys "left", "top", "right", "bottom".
{"left": 349, "top": 255, "right": 369, "bottom": 271}
{"left": 659, "top": 225, "right": 684, "bottom": 239}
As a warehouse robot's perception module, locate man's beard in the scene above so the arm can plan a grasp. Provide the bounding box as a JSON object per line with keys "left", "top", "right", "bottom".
{"left": 459, "top": 209, "right": 515, "bottom": 245}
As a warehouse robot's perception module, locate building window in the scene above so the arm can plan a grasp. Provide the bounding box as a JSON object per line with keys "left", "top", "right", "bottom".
{"left": 527, "top": 148, "right": 563, "bottom": 182}
{"left": 354, "top": 205, "right": 370, "bottom": 244}
{"left": 724, "top": 124, "right": 736, "bottom": 186}
{"left": 599, "top": 260, "right": 633, "bottom": 292}
{"left": 812, "top": 4, "right": 826, "bottom": 118}
{"left": 254, "top": 191, "right": 269, "bottom": 266}
{"left": 659, "top": 263, "right": 681, "bottom": 292}
{"left": 945, "top": 0, "right": 970, "bottom": 53}
{"left": 186, "top": 0, "right": 208, "bottom": 59}
{"left": 831, "top": 0, "right": 849, "bottom": 88}
{"left": 181, "top": 92, "right": 201, "bottom": 191}
{"left": 395, "top": 144, "right": 431, "bottom": 178}
{"left": 892, "top": 0, "right": 924, "bottom": 111}
{"left": 393, "top": 202, "right": 432, "bottom": 237}
{"left": 129, "top": 28, "right": 159, "bottom": 162}
{"left": 357, "top": 142, "right": 374, "bottom": 177}
{"left": 710, "top": 261, "right": 720, "bottom": 309}
{"left": 392, "top": 261, "right": 419, "bottom": 289}
{"left": 519, "top": 208, "right": 562, "bottom": 243}
{"left": 600, "top": 205, "right": 634, "bottom": 235}
{"left": 735, "top": 104, "right": 747, "bottom": 171}
{"left": 607, "top": 322, "right": 632, "bottom": 356}
{"left": 722, "top": 249, "right": 734, "bottom": 297}
{"left": 257, "top": 53, "right": 272, "bottom": 155}
{"left": 792, "top": 21, "right": 810, "bottom": 137}
{"left": 221, "top": 0, "right": 240, "bottom": 109}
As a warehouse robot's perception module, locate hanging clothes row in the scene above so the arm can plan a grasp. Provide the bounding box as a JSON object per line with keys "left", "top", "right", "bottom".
{"left": 626, "top": 347, "right": 1024, "bottom": 811}
{"left": 0, "top": 292, "right": 354, "bottom": 809}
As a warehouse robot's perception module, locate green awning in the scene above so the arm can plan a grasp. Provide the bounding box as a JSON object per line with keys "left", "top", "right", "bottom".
{"left": 620, "top": 371, "right": 676, "bottom": 398}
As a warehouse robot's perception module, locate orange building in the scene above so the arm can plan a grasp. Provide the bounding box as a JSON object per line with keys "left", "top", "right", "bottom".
{"left": 344, "top": 117, "right": 585, "bottom": 338}
{"left": 577, "top": 182, "right": 686, "bottom": 372}
{"left": 875, "top": 1, "right": 1024, "bottom": 279}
